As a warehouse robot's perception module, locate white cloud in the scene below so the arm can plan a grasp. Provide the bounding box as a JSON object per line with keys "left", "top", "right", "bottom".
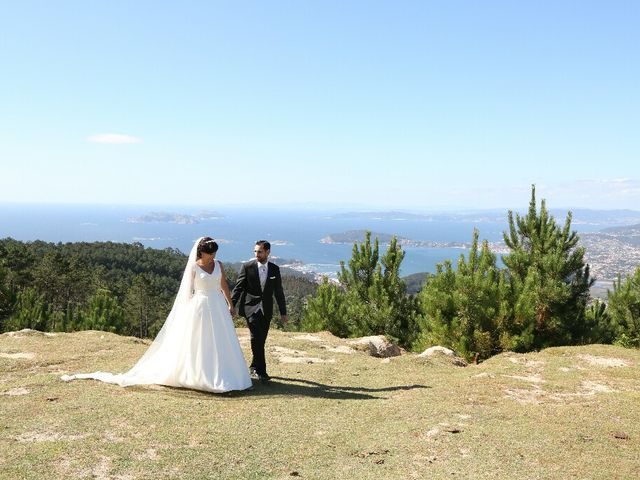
{"left": 87, "top": 133, "right": 142, "bottom": 144}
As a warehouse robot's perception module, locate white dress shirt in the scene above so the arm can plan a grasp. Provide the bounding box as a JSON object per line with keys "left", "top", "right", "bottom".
{"left": 258, "top": 260, "right": 268, "bottom": 290}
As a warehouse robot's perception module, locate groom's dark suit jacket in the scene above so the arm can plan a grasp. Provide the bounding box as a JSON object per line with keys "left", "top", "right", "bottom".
{"left": 231, "top": 260, "right": 287, "bottom": 319}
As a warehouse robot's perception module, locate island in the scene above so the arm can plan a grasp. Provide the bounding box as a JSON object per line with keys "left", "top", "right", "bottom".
{"left": 126, "top": 210, "right": 223, "bottom": 224}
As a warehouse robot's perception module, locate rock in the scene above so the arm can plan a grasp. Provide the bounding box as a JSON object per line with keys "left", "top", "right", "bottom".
{"left": 418, "top": 345, "right": 468, "bottom": 366}
{"left": 418, "top": 346, "right": 455, "bottom": 357}
{"left": 348, "top": 336, "right": 401, "bottom": 358}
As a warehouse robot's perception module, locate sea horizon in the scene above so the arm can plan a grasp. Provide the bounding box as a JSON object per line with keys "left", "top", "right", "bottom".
{"left": 2, "top": 203, "right": 637, "bottom": 280}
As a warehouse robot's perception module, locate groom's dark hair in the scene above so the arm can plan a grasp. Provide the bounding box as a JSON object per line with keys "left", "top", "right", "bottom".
{"left": 255, "top": 240, "right": 270, "bottom": 251}
{"left": 197, "top": 237, "right": 219, "bottom": 258}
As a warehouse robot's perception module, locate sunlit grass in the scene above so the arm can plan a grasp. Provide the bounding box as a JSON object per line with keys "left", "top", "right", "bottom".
{"left": 1, "top": 329, "right": 639, "bottom": 479}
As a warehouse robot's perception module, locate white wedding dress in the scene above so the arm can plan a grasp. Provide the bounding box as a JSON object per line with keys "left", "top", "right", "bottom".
{"left": 62, "top": 242, "right": 252, "bottom": 393}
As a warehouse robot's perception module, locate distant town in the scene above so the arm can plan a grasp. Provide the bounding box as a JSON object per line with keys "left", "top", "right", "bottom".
{"left": 322, "top": 227, "right": 640, "bottom": 284}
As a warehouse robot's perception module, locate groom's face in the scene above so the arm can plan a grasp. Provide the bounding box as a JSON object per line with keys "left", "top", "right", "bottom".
{"left": 254, "top": 245, "right": 269, "bottom": 263}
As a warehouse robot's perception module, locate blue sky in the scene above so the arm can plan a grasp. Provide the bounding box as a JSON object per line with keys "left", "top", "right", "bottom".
{"left": 1, "top": 1, "right": 638, "bottom": 210}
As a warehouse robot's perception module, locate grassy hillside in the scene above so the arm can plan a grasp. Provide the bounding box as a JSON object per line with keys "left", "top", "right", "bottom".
{"left": 1, "top": 329, "right": 639, "bottom": 479}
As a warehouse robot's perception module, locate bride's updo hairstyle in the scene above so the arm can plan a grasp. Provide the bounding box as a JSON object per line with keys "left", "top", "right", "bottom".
{"left": 196, "top": 237, "right": 219, "bottom": 259}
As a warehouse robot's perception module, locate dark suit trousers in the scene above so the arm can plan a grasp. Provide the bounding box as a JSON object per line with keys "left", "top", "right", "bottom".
{"left": 246, "top": 309, "right": 271, "bottom": 375}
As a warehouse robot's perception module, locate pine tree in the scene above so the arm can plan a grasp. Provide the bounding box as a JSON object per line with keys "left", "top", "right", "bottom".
{"left": 56, "top": 302, "right": 85, "bottom": 333}
{"left": 605, "top": 268, "right": 640, "bottom": 348}
{"left": 303, "top": 232, "right": 418, "bottom": 346}
{"left": 5, "top": 287, "right": 50, "bottom": 331}
{"left": 83, "top": 288, "right": 125, "bottom": 333}
{"left": 0, "top": 265, "right": 14, "bottom": 332}
{"left": 124, "top": 274, "right": 154, "bottom": 338}
{"left": 501, "top": 185, "right": 593, "bottom": 350}
{"left": 417, "top": 229, "right": 508, "bottom": 360}
{"left": 338, "top": 231, "right": 380, "bottom": 302}
{"left": 301, "top": 277, "right": 350, "bottom": 337}
{"left": 584, "top": 298, "right": 611, "bottom": 344}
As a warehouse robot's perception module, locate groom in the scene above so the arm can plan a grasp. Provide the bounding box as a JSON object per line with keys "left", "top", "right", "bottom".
{"left": 232, "top": 240, "right": 287, "bottom": 382}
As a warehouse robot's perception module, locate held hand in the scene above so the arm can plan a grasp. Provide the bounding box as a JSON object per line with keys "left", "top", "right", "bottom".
{"left": 281, "top": 314, "right": 288, "bottom": 325}
{"left": 228, "top": 305, "right": 236, "bottom": 316}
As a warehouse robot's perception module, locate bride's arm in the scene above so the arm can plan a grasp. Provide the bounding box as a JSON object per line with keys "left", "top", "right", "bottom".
{"left": 219, "top": 262, "right": 235, "bottom": 315}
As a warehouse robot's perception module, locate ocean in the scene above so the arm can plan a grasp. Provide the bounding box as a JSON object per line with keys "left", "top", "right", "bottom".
{"left": 0, "top": 203, "right": 605, "bottom": 278}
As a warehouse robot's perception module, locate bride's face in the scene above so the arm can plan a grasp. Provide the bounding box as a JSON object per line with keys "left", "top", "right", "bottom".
{"left": 201, "top": 252, "right": 215, "bottom": 262}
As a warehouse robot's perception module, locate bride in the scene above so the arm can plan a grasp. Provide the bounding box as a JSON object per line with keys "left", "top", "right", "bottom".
{"left": 62, "top": 237, "right": 252, "bottom": 393}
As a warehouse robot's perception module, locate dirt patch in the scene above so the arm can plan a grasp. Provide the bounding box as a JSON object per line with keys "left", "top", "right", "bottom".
{"left": 425, "top": 426, "right": 441, "bottom": 438}
{"left": 424, "top": 423, "right": 465, "bottom": 439}
{"left": 578, "top": 354, "right": 630, "bottom": 368}
{"left": 102, "top": 431, "right": 125, "bottom": 443}
{"left": 271, "top": 345, "right": 336, "bottom": 364}
{"left": 322, "top": 345, "right": 354, "bottom": 354}
{"left": 506, "top": 356, "right": 545, "bottom": 368}
{"left": 47, "top": 368, "right": 68, "bottom": 375}
{"left": 549, "top": 381, "right": 617, "bottom": 401}
{"left": 55, "top": 455, "right": 132, "bottom": 480}
{"left": 135, "top": 448, "right": 160, "bottom": 461}
{"left": 277, "top": 355, "right": 336, "bottom": 364}
{"left": 504, "top": 374, "right": 545, "bottom": 384}
{"left": 15, "top": 431, "right": 89, "bottom": 443}
{"left": 93, "top": 456, "right": 112, "bottom": 480}
{"left": 581, "top": 380, "right": 616, "bottom": 394}
{"left": 293, "top": 334, "right": 323, "bottom": 342}
{"left": 1, "top": 387, "right": 30, "bottom": 396}
{"left": 271, "top": 346, "right": 306, "bottom": 356}
{"left": 1, "top": 329, "right": 46, "bottom": 338}
{"left": 504, "top": 385, "right": 545, "bottom": 404}
{"left": 0, "top": 352, "right": 36, "bottom": 360}
{"left": 472, "top": 372, "right": 495, "bottom": 379}
{"left": 505, "top": 379, "right": 617, "bottom": 404}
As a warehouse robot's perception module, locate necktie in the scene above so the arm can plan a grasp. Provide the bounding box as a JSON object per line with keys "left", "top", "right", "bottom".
{"left": 259, "top": 265, "right": 267, "bottom": 289}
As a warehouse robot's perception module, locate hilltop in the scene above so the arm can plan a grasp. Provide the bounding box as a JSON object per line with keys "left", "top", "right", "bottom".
{"left": 1, "top": 329, "right": 639, "bottom": 479}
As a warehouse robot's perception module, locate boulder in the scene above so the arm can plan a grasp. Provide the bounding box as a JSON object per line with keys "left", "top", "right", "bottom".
{"left": 418, "top": 345, "right": 467, "bottom": 367}
{"left": 418, "top": 346, "right": 455, "bottom": 357}
{"left": 348, "top": 335, "right": 401, "bottom": 358}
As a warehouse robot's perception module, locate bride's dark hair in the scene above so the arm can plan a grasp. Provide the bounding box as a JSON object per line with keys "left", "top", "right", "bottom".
{"left": 196, "top": 237, "right": 219, "bottom": 259}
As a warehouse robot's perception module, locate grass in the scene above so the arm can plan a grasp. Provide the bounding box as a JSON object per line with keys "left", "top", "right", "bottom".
{"left": 1, "top": 328, "right": 639, "bottom": 479}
